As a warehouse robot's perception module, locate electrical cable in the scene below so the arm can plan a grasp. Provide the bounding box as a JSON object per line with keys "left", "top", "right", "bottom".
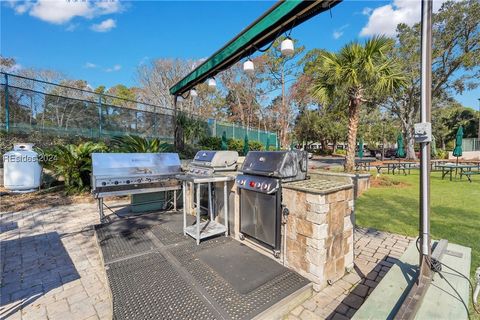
{"left": 434, "top": 265, "right": 472, "bottom": 320}
{"left": 436, "top": 259, "right": 480, "bottom": 315}
{"left": 415, "top": 238, "right": 480, "bottom": 316}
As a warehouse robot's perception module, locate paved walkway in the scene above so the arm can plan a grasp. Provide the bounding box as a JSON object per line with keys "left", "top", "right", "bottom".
{"left": 1, "top": 202, "right": 413, "bottom": 320}
{"left": 0, "top": 202, "right": 117, "bottom": 320}
{"left": 287, "top": 228, "right": 414, "bottom": 320}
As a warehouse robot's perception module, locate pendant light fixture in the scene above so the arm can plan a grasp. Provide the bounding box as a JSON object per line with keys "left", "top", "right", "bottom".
{"left": 207, "top": 78, "right": 216, "bottom": 89}
{"left": 190, "top": 88, "right": 198, "bottom": 97}
{"left": 243, "top": 58, "right": 254, "bottom": 74}
{"left": 281, "top": 37, "right": 294, "bottom": 57}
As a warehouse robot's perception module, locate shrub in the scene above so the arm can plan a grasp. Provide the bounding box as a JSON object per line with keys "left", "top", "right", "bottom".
{"left": 248, "top": 140, "right": 264, "bottom": 151}
{"left": 228, "top": 138, "right": 244, "bottom": 154}
{"left": 198, "top": 136, "right": 222, "bottom": 150}
{"left": 111, "top": 135, "right": 172, "bottom": 153}
{"left": 333, "top": 149, "right": 346, "bottom": 156}
{"left": 436, "top": 149, "right": 448, "bottom": 159}
{"left": 41, "top": 142, "right": 107, "bottom": 194}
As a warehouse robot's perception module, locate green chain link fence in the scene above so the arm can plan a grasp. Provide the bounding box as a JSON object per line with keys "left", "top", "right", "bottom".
{"left": 207, "top": 119, "right": 278, "bottom": 149}
{"left": 1, "top": 72, "right": 277, "bottom": 147}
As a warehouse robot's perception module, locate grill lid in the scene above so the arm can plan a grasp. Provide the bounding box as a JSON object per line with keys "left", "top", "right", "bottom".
{"left": 241, "top": 150, "right": 307, "bottom": 180}
{"left": 190, "top": 150, "right": 238, "bottom": 170}
{"left": 92, "top": 153, "right": 182, "bottom": 177}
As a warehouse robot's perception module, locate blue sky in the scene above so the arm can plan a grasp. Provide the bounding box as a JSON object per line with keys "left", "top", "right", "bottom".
{"left": 1, "top": 0, "right": 479, "bottom": 109}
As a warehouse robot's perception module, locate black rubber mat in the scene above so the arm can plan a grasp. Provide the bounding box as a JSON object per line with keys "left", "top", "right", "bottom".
{"left": 198, "top": 241, "right": 286, "bottom": 294}
{"left": 170, "top": 238, "right": 309, "bottom": 320}
{"left": 150, "top": 223, "right": 188, "bottom": 246}
{"left": 96, "top": 212, "right": 310, "bottom": 320}
{"left": 96, "top": 227, "right": 156, "bottom": 264}
{"left": 107, "top": 252, "right": 216, "bottom": 320}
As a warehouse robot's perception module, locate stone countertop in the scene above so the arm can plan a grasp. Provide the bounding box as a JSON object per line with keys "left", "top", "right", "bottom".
{"left": 282, "top": 177, "right": 352, "bottom": 195}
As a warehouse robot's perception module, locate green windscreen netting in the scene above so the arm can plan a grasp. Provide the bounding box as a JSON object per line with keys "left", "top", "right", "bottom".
{"left": 1, "top": 73, "right": 277, "bottom": 147}
{"left": 208, "top": 119, "right": 278, "bottom": 149}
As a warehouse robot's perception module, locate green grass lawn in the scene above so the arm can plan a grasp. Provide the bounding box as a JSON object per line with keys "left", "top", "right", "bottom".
{"left": 356, "top": 170, "right": 480, "bottom": 275}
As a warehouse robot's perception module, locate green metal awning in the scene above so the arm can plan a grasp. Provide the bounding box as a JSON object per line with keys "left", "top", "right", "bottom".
{"left": 170, "top": 0, "right": 341, "bottom": 96}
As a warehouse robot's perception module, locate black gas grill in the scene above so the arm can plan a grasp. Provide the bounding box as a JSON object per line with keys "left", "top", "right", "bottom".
{"left": 236, "top": 150, "right": 307, "bottom": 257}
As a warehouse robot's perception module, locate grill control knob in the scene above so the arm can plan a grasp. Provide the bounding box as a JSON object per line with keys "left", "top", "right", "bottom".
{"left": 249, "top": 181, "right": 256, "bottom": 187}
{"left": 137, "top": 178, "right": 142, "bottom": 183}
{"left": 255, "top": 182, "right": 261, "bottom": 188}
{"left": 126, "top": 180, "right": 130, "bottom": 184}
{"left": 262, "top": 183, "right": 268, "bottom": 190}
{"left": 101, "top": 182, "right": 106, "bottom": 186}
{"left": 146, "top": 178, "right": 152, "bottom": 182}
{"left": 114, "top": 181, "right": 119, "bottom": 185}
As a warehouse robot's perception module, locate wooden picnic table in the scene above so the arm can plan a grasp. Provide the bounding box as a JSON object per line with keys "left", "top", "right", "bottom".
{"left": 435, "top": 163, "right": 478, "bottom": 181}
{"left": 355, "top": 158, "right": 376, "bottom": 171}
{"left": 431, "top": 159, "right": 450, "bottom": 171}
{"left": 458, "top": 159, "right": 480, "bottom": 170}
{"left": 375, "top": 161, "right": 417, "bottom": 175}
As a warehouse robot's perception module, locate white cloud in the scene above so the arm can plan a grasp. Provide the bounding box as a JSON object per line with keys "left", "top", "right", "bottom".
{"left": 362, "top": 7, "right": 373, "bottom": 16}
{"left": 91, "top": 18, "right": 116, "bottom": 32}
{"left": 65, "top": 23, "right": 79, "bottom": 32}
{"left": 333, "top": 31, "right": 343, "bottom": 39}
{"left": 84, "top": 62, "right": 97, "bottom": 69}
{"left": 360, "top": 0, "right": 447, "bottom": 37}
{"left": 332, "top": 24, "right": 349, "bottom": 40}
{"left": 105, "top": 64, "right": 121, "bottom": 72}
{"left": 7, "top": 0, "right": 124, "bottom": 25}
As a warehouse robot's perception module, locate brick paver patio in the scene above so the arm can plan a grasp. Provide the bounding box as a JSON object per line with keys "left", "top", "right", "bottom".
{"left": 1, "top": 202, "right": 413, "bottom": 320}
{"left": 0, "top": 202, "right": 118, "bottom": 320}
{"left": 287, "top": 228, "right": 414, "bottom": 320}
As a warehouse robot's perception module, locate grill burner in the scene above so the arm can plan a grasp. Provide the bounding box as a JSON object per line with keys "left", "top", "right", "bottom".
{"left": 237, "top": 151, "right": 307, "bottom": 256}
{"left": 91, "top": 153, "right": 182, "bottom": 221}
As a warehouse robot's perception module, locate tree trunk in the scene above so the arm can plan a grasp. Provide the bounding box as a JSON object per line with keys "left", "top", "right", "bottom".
{"left": 405, "top": 124, "right": 416, "bottom": 160}
{"left": 345, "top": 100, "right": 360, "bottom": 172}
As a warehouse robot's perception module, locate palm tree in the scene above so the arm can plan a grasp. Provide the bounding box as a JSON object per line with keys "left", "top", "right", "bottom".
{"left": 312, "top": 36, "right": 405, "bottom": 172}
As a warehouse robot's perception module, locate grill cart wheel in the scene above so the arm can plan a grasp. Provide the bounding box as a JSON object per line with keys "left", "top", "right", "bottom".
{"left": 273, "top": 250, "right": 280, "bottom": 258}
{"left": 239, "top": 233, "right": 245, "bottom": 241}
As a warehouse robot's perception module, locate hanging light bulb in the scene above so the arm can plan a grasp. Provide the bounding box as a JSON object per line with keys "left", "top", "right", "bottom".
{"left": 177, "top": 95, "right": 184, "bottom": 103}
{"left": 281, "top": 37, "right": 294, "bottom": 57}
{"left": 243, "top": 59, "right": 254, "bottom": 74}
{"left": 207, "top": 78, "right": 216, "bottom": 89}
{"left": 190, "top": 88, "right": 198, "bottom": 97}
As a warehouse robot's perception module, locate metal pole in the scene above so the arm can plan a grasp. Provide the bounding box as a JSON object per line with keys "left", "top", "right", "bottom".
{"left": 97, "top": 94, "right": 102, "bottom": 137}
{"left": 173, "top": 95, "right": 178, "bottom": 150}
{"left": 419, "top": 0, "right": 432, "bottom": 265}
{"left": 183, "top": 181, "right": 187, "bottom": 235}
{"left": 196, "top": 183, "right": 201, "bottom": 245}
{"left": 4, "top": 73, "right": 10, "bottom": 132}
{"left": 393, "top": 3, "right": 433, "bottom": 318}
{"left": 477, "top": 98, "right": 480, "bottom": 141}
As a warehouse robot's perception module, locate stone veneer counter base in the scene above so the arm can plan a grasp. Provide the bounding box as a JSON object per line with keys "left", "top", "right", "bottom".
{"left": 281, "top": 176, "right": 355, "bottom": 291}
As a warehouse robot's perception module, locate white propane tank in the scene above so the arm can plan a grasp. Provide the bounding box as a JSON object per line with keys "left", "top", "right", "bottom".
{"left": 3, "top": 143, "right": 42, "bottom": 192}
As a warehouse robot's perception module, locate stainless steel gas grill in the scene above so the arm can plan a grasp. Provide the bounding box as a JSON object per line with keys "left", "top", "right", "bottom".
{"left": 176, "top": 150, "right": 238, "bottom": 244}
{"left": 237, "top": 150, "right": 308, "bottom": 257}
{"left": 91, "top": 153, "right": 182, "bottom": 221}
{"left": 188, "top": 150, "right": 238, "bottom": 174}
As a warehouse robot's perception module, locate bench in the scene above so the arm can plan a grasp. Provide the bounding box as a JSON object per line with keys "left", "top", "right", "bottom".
{"left": 462, "top": 171, "right": 480, "bottom": 182}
